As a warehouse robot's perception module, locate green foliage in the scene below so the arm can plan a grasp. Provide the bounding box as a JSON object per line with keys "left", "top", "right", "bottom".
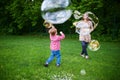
{"left": 0, "top": 0, "right": 119, "bottom": 40}
{"left": 6, "top": 0, "right": 42, "bottom": 30}
{"left": 71, "top": 0, "right": 103, "bottom": 12}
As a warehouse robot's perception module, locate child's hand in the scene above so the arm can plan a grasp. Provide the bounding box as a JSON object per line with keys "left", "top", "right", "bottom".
{"left": 73, "top": 22, "right": 78, "bottom": 26}
{"left": 60, "top": 31, "right": 63, "bottom": 34}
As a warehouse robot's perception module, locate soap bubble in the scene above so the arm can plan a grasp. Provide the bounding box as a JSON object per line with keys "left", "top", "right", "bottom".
{"left": 80, "top": 69, "right": 86, "bottom": 75}
{"left": 88, "top": 40, "right": 100, "bottom": 51}
{"left": 41, "top": 0, "right": 72, "bottom": 24}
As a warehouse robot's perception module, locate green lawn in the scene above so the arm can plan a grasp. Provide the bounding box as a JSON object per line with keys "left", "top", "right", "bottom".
{"left": 0, "top": 35, "right": 120, "bottom": 80}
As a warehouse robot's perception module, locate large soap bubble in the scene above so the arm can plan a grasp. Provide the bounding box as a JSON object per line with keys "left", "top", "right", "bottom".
{"left": 41, "top": 0, "right": 72, "bottom": 24}
{"left": 88, "top": 40, "right": 100, "bottom": 51}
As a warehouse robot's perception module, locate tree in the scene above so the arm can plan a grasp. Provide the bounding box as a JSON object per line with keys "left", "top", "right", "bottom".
{"left": 0, "top": 0, "right": 119, "bottom": 40}
{"left": 6, "top": 0, "right": 43, "bottom": 34}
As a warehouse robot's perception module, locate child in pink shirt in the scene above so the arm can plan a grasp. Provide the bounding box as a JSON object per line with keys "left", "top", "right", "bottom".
{"left": 44, "top": 27, "right": 65, "bottom": 67}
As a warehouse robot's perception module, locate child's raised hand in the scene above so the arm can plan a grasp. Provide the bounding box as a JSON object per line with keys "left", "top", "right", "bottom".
{"left": 73, "top": 22, "right": 78, "bottom": 26}
{"left": 60, "top": 31, "right": 63, "bottom": 34}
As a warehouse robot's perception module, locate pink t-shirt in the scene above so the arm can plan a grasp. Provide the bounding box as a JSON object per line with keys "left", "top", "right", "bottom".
{"left": 50, "top": 33, "right": 65, "bottom": 51}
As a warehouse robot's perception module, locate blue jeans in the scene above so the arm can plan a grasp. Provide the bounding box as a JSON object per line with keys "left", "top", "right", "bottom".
{"left": 46, "top": 50, "right": 61, "bottom": 65}
{"left": 81, "top": 41, "right": 88, "bottom": 56}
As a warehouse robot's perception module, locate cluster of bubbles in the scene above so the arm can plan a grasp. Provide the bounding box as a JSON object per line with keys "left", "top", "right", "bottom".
{"left": 41, "top": 0, "right": 99, "bottom": 27}
{"left": 41, "top": 0, "right": 72, "bottom": 24}
{"left": 41, "top": 0, "right": 100, "bottom": 51}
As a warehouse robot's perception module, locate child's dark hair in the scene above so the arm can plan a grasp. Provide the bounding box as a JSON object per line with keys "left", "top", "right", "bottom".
{"left": 49, "top": 28, "right": 57, "bottom": 36}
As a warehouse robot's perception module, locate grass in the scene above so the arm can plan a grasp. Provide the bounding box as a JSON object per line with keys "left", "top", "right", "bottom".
{"left": 0, "top": 35, "right": 120, "bottom": 80}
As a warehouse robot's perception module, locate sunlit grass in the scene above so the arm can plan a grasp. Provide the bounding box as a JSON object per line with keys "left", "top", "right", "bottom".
{"left": 0, "top": 35, "right": 120, "bottom": 80}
